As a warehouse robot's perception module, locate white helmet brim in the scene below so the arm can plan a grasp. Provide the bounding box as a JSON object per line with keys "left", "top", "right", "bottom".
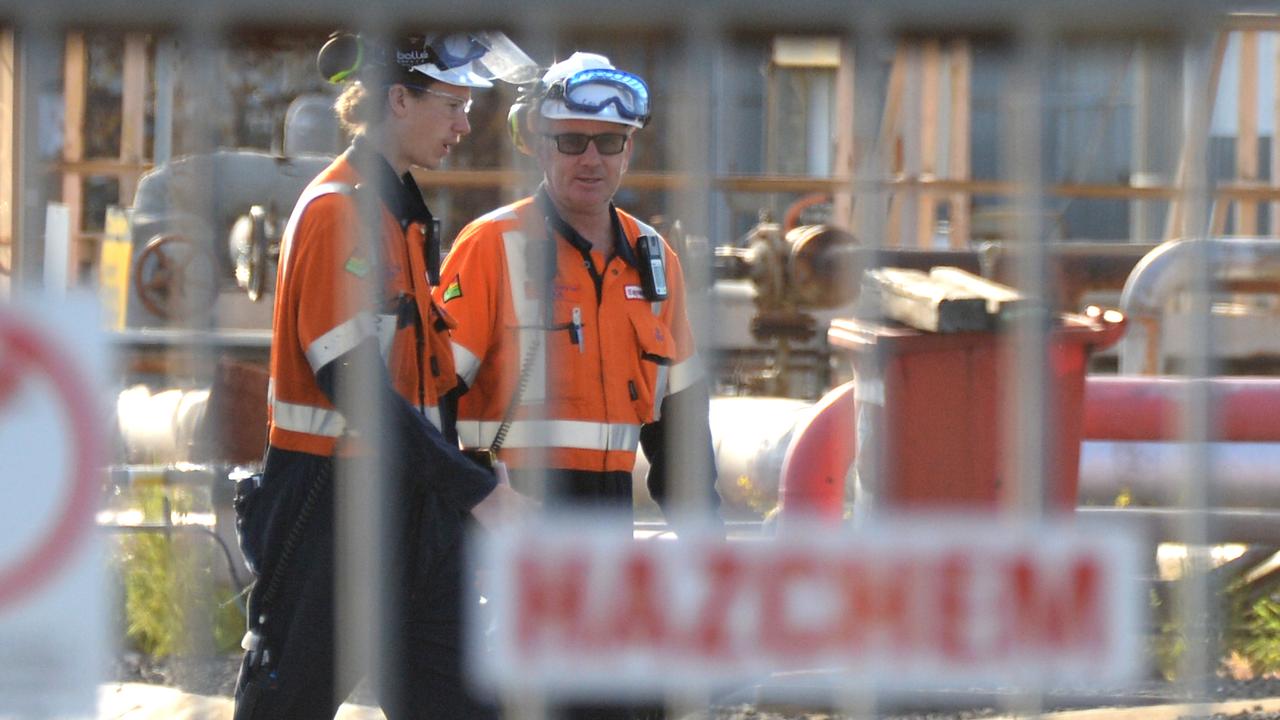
{"left": 413, "top": 61, "right": 493, "bottom": 88}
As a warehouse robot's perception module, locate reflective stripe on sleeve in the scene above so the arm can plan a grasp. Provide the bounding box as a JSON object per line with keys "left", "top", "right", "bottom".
{"left": 271, "top": 397, "right": 347, "bottom": 437}
{"left": 667, "top": 352, "right": 703, "bottom": 395}
{"left": 453, "top": 342, "right": 481, "bottom": 387}
{"left": 652, "top": 364, "right": 669, "bottom": 420}
{"left": 374, "top": 313, "right": 396, "bottom": 360}
{"left": 456, "top": 419, "right": 641, "bottom": 453}
{"left": 271, "top": 399, "right": 442, "bottom": 437}
{"left": 305, "top": 311, "right": 376, "bottom": 373}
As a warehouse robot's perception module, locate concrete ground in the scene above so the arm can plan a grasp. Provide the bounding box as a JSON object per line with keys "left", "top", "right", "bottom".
{"left": 95, "top": 682, "right": 1280, "bottom": 720}
{"left": 97, "top": 683, "right": 385, "bottom": 719}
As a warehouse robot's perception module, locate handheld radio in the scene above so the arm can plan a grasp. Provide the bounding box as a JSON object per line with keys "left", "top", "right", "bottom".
{"left": 635, "top": 235, "right": 668, "bottom": 301}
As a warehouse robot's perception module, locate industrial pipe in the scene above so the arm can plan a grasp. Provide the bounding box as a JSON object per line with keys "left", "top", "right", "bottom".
{"left": 1084, "top": 375, "right": 1280, "bottom": 441}
{"left": 772, "top": 372, "right": 1280, "bottom": 525}
{"left": 1078, "top": 440, "right": 1280, "bottom": 508}
{"left": 1118, "top": 237, "right": 1280, "bottom": 374}
{"left": 633, "top": 395, "right": 814, "bottom": 520}
{"left": 776, "top": 380, "right": 857, "bottom": 521}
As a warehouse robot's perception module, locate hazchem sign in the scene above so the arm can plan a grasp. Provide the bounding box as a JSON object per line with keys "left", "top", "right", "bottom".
{"left": 0, "top": 295, "right": 107, "bottom": 717}
{"left": 469, "top": 515, "right": 1145, "bottom": 699}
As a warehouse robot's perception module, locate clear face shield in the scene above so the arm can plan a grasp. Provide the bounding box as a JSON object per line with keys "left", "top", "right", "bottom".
{"left": 413, "top": 31, "right": 540, "bottom": 88}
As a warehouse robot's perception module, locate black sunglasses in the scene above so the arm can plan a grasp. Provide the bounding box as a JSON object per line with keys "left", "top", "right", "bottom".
{"left": 541, "top": 132, "right": 629, "bottom": 156}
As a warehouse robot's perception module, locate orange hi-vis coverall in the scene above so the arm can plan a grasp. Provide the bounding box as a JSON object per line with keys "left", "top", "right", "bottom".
{"left": 436, "top": 188, "right": 718, "bottom": 514}
{"left": 268, "top": 148, "right": 459, "bottom": 456}
{"left": 237, "top": 138, "right": 498, "bottom": 720}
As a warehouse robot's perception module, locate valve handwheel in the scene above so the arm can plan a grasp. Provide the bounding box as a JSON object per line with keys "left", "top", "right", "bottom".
{"left": 132, "top": 233, "right": 219, "bottom": 321}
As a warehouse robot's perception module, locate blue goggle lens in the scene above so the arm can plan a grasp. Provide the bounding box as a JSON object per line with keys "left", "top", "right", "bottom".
{"left": 559, "top": 68, "right": 651, "bottom": 120}
{"left": 429, "top": 35, "right": 488, "bottom": 70}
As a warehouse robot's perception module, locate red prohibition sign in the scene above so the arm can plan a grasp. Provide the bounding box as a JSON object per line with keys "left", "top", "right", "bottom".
{"left": 0, "top": 314, "right": 101, "bottom": 610}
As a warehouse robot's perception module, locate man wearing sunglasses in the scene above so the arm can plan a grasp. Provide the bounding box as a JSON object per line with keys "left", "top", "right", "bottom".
{"left": 233, "top": 31, "right": 536, "bottom": 720}
{"left": 438, "top": 52, "right": 721, "bottom": 715}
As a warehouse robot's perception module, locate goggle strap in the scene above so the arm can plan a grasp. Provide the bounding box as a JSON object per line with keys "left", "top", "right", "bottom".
{"left": 546, "top": 83, "right": 649, "bottom": 122}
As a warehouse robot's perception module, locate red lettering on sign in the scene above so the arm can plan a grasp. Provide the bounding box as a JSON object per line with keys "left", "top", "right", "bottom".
{"left": 482, "top": 525, "right": 1133, "bottom": 688}
{"left": 760, "top": 551, "right": 831, "bottom": 657}
{"left": 873, "top": 558, "right": 915, "bottom": 654}
{"left": 832, "top": 558, "right": 874, "bottom": 652}
{"left": 604, "top": 550, "right": 668, "bottom": 650}
{"left": 516, "top": 550, "right": 589, "bottom": 655}
{"left": 936, "top": 553, "right": 974, "bottom": 662}
{"left": 1002, "top": 555, "right": 1104, "bottom": 653}
{"left": 691, "top": 548, "right": 744, "bottom": 659}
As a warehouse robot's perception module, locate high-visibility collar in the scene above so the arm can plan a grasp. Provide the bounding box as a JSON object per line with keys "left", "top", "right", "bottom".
{"left": 534, "top": 185, "right": 639, "bottom": 269}
{"left": 349, "top": 135, "right": 434, "bottom": 231}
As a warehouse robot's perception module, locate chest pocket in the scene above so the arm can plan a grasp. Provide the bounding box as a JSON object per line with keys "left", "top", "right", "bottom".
{"left": 426, "top": 298, "right": 459, "bottom": 398}
{"left": 627, "top": 307, "right": 676, "bottom": 423}
{"left": 375, "top": 293, "right": 413, "bottom": 372}
{"left": 374, "top": 295, "right": 408, "bottom": 362}
{"left": 540, "top": 298, "right": 590, "bottom": 410}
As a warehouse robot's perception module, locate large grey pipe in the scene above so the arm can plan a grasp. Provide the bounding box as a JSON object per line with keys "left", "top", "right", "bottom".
{"left": 1079, "top": 440, "right": 1280, "bottom": 509}
{"left": 1118, "top": 237, "right": 1280, "bottom": 374}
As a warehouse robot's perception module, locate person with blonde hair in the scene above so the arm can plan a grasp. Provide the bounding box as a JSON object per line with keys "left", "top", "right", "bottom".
{"left": 233, "top": 31, "right": 535, "bottom": 720}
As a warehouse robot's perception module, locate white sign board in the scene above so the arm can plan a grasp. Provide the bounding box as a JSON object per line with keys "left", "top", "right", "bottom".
{"left": 469, "top": 515, "right": 1145, "bottom": 701}
{"left": 0, "top": 295, "right": 108, "bottom": 717}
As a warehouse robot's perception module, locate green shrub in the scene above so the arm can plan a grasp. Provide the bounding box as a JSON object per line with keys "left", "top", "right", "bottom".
{"left": 111, "top": 487, "right": 246, "bottom": 657}
{"left": 1233, "top": 595, "right": 1280, "bottom": 674}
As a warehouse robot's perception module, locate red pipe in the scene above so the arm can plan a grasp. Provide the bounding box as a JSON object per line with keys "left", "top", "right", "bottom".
{"left": 776, "top": 374, "right": 1280, "bottom": 524}
{"left": 777, "top": 380, "right": 856, "bottom": 521}
{"left": 1084, "top": 376, "right": 1280, "bottom": 441}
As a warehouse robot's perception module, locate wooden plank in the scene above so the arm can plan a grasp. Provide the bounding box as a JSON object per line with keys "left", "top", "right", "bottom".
{"left": 405, "top": 167, "right": 1280, "bottom": 201}
{"left": 1235, "top": 30, "right": 1258, "bottom": 235}
{"left": 947, "top": 38, "right": 972, "bottom": 248}
{"left": 881, "top": 43, "right": 909, "bottom": 247}
{"left": 863, "top": 266, "right": 989, "bottom": 333}
{"left": 61, "top": 32, "right": 86, "bottom": 283}
{"left": 831, "top": 39, "right": 856, "bottom": 231}
{"left": 896, "top": 42, "right": 923, "bottom": 247}
{"left": 119, "top": 33, "right": 149, "bottom": 205}
{"left": 928, "top": 265, "right": 1024, "bottom": 316}
{"left": 1273, "top": 33, "right": 1280, "bottom": 236}
{"left": 915, "top": 38, "right": 940, "bottom": 248}
{"left": 1211, "top": 195, "right": 1230, "bottom": 237}
{"left": 1164, "top": 29, "right": 1228, "bottom": 240}
{"left": 56, "top": 158, "right": 152, "bottom": 174}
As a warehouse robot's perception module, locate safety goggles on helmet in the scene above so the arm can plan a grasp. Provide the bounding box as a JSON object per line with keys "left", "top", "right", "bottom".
{"left": 541, "top": 132, "right": 629, "bottom": 156}
{"left": 402, "top": 33, "right": 492, "bottom": 88}
{"left": 319, "top": 31, "right": 538, "bottom": 90}
{"left": 427, "top": 34, "right": 488, "bottom": 70}
{"left": 543, "top": 67, "right": 651, "bottom": 126}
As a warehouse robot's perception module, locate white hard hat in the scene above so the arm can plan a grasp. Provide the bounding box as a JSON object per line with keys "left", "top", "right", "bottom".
{"left": 316, "top": 31, "right": 538, "bottom": 89}
{"left": 409, "top": 33, "right": 493, "bottom": 88}
{"left": 538, "top": 52, "right": 650, "bottom": 129}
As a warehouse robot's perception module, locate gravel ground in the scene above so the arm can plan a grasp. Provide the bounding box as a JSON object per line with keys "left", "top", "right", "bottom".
{"left": 107, "top": 651, "right": 1280, "bottom": 719}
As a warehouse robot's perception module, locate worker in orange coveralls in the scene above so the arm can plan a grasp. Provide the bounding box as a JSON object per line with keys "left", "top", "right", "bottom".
{"left": 436, "top": 53, "right": 722, "bottom": 718}
{"left": 233, "top": 30, "right": 536, "bottom": 720}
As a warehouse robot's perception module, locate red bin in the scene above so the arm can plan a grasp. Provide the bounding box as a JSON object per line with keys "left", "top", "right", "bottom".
{"left": 827, "top": 309, "right": 1126, "bottom": 512}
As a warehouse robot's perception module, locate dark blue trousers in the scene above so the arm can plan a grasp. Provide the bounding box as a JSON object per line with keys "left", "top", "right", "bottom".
{"left": 233, "top": 447, "right": 495, "bottom": 720}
